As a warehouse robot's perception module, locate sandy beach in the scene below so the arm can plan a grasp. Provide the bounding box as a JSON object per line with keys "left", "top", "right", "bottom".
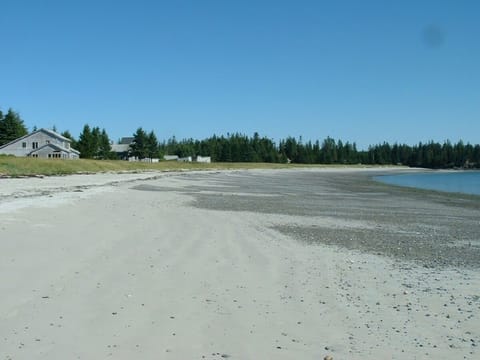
{"left": 1, "top": 168, "right": 479, "bottom": 359}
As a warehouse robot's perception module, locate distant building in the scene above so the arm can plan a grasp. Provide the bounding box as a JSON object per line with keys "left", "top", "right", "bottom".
{"left": 119, "top": 137, "right": 134, "bottom": 145}
{"left": 111, "top": 137, "right": 134, "bottom": 159}
{"left": 164, "top": 154, "right": 211, "bottom": 163}
{"left": 178, "top": 156, "right": 192, "bottom": 162}
{"left": 0, "top": 128, "right": 80, "bottom": 159}
{"left": 111, "top": 143, "right": 131, "bottom": 153}
{"left": 196, "top": 156, "right": 211, "bottom": 163}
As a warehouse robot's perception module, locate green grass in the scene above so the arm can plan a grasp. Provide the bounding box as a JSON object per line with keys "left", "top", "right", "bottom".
{"left": 0, "top": 155, "right": 396, "bottom": 177}
{"left": 0, "top": 156, "right": 286, "bottom": 176}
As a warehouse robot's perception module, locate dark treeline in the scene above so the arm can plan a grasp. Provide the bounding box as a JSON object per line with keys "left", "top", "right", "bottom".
{"left": 159, "top": 133, "right": 480, "bottom": 169}
{"left": 159, "top": 132, "right": 284, "bottom": 163}
{"left": 1, "top": 106, "right": 479, "bottom": 169}
{"left": 364, "top": 141, "right": 480, "bottom": 169}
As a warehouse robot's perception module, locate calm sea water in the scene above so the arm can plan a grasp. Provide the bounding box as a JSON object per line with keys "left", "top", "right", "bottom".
{"left": 375, "top": 171, "right": 480, "bottom": 196}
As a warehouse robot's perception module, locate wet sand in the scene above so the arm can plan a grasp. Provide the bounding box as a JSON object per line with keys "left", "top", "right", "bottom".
{"left": 0, "top": 168, "right": 479, "bottom": 359}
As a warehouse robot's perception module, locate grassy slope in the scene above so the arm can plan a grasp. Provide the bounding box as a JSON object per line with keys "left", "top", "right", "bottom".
{"left": 0, "top": 156, "right": 295, "bottom": 176}
{"left": 0, "top": 155, "right": 396, "bottom": 177}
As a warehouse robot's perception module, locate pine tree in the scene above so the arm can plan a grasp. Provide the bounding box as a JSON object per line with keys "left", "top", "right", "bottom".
{"left": 91, "top": 127, "right": 101, "bottom": 158}
{"left": 146, "top": 130, "right": 158, "bottom": 158}
{"left": 98, "top": 129, "right": 112, "bottom": 159}
{"left": 77, "top": 124, "right": 94, "bottom": 158}
{"left": 0, "top": 108, "right": 28, "bottom": 146}
{"left": 131, "top": 127, "right": 148, "bottom": 159}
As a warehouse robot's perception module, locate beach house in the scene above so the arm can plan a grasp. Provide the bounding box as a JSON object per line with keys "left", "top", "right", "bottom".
{"left": 111, "top": 137, "right": 133, "bottom": 160}
{"left": 0, "top": 128, "right": 80, "bottom": 159}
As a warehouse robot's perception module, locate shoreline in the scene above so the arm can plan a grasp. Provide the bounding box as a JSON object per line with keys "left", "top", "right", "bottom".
{"left": 0, "top": 167, "right": 406, "bottom": 210}
{"left": 372, "top": 170, "right": 480, "bottom": 197}
{"left": 1, "top": 167, "right": 478, "bottom": 359}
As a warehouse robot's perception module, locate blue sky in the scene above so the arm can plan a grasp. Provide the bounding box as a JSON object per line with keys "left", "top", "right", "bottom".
{"left": 1, "top": 0, "right": 479, "bottom": 149}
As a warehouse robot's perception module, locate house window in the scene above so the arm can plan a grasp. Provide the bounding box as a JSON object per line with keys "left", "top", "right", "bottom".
{"left": 46, "top": 140, "right": 50, "bottom": 144}
{"left": 32, "top": 154, "right": 38, "bottom": 158}
{"left": 32, "top": 142, "right": 39, "bottom": 149}
{"left": 22, "top": 142, "right": 27, "bottom": 148}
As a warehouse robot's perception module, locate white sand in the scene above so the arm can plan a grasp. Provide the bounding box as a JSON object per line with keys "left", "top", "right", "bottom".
{"left": 0, "top": 170, "right": 478, "bottom": 359}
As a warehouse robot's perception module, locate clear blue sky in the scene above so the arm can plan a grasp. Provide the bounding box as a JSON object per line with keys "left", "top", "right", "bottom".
{"left": 1, "top": 0, "right": 479, "bottom": 149}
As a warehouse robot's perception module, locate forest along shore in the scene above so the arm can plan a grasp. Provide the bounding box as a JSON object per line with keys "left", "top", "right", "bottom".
{"left": 0, "top": 168, "right": 479, "bottom": 360}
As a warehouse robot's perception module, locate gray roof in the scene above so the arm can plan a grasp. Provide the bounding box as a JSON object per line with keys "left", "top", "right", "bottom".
{"left": 119, "top": 137, "right": 134, "bottom": 145}
{"left": 0, "top": 128, "right": 72, "bottom": 149}
{"left": 111, "top": 144, "right": 131, "bottom": 153}
{"left": 40, "top": 128, "right": 72, "bottom": 142}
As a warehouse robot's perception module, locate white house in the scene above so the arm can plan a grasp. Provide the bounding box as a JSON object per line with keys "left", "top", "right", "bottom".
{"left": 0, "top": 128, "right": 80, "bottom": 159}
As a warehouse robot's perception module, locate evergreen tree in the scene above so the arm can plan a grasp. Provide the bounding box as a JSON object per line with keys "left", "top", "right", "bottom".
{"left": 98, "top": 129, "right": 112, "bottom": 159}
{"left": 146, "top": 130, "right": 158, "bottom": 158}
{"left": 61, "top": 130, "right": 74, "bottom": 140}
{"left": 283, "top": 137, "right": 298, "bottom": 162}
{"left": 0, "top": 108, "right": 28, "bottom": 146}
{"left": 321, "top": 137, "right": 337, "bottom": 164}
{"left": 91, "top": 127, "right": 101, "bottom": 158}
{"left": 131, "top": 127, "right": 148, "bottom": 159}
{"left": 77, "top": 124, "right": 95, "bottom": 158}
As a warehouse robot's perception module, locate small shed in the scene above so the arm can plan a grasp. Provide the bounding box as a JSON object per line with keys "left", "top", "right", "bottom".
{"left": 196, "top": 156, "right": 211, "bottom": 163}
{"left": 177, "top": 156, "right": 192, "bottom": 162}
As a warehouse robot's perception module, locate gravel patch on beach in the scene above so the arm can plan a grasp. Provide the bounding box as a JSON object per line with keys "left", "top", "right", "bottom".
{"left": 168, "top": 169, "right": 480, "bottom": 269}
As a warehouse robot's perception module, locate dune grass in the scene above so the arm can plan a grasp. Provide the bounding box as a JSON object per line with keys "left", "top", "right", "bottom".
{"left": 0, "top": 155, "right": 396, "bottom": 177}
{"left": 0, "top": 156, "right": 294, "bottom": 176}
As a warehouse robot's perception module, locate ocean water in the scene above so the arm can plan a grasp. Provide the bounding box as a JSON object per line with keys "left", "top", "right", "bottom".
{"left": 375, "top": 171, "right": 480, "bottom": 196}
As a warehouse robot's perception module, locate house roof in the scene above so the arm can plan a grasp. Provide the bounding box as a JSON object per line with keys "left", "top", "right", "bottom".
{"left": 41, "top": 128, "right": 72, "bottom": 142}
{"left": 119, "top": 137, "right": 134, "bottom": 145}
{"left": 111, "top": 144, "right": 131, "bottom": 153}
{"left": 0, "top": 128, "right": 72, "bottom": 149}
